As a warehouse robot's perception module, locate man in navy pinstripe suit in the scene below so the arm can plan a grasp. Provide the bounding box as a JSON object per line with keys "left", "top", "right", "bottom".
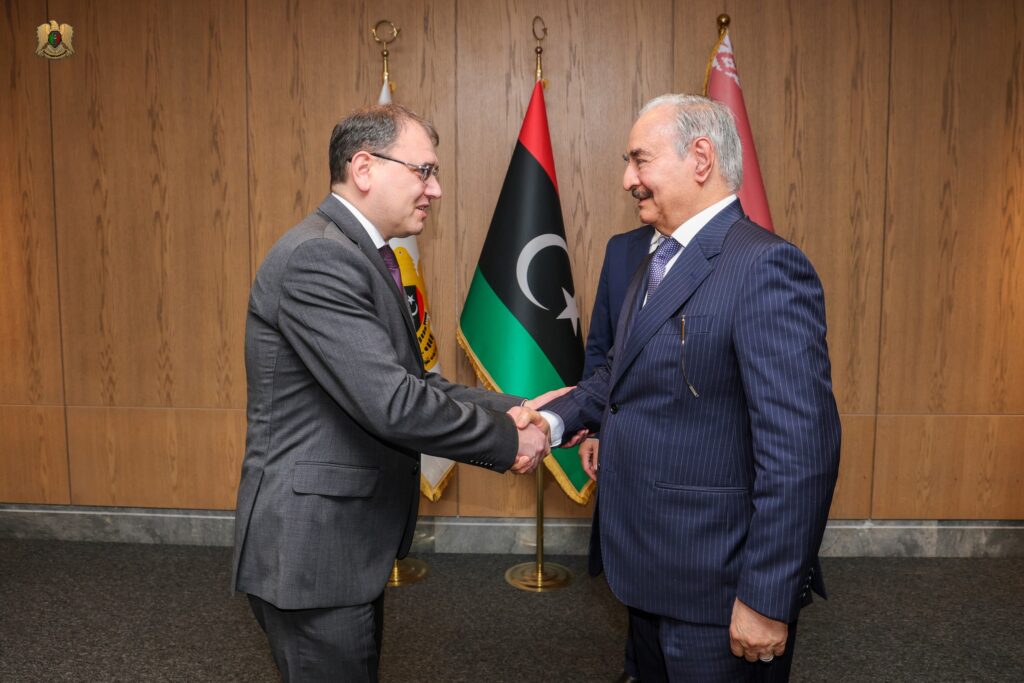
{"left": 536, "top": 94, "right": 840, "bottom": 681}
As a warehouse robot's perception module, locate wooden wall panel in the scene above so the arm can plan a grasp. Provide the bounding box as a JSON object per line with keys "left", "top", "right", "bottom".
{"left": 828, "top": 415, "right": 873, "bottom": 519}
{"left": 873, "top": 416, "right": 1024, "bottom": 519}
{"left": 67, "top": 407, "right": 245, "bottom": 508}
{"left": 2, "top": 0, "right": 1019, "bottom": 520}
{"left": 50, "top": 0, "right": 248, "bottom": 409}
{"left": 674, "top": 0, "right": 890, "bottom": 416}
{"left": 248, "top": 0, "right": 373, "bottom": 265}
{"left": 455, "top": 0, "right": 674, "bottom": 518}
{"left": 0, "top": 0, "right": 70, "bottom": 505}
{"left": 0, "top": 0, "right": 64, "bottom": 405}
{"left": 0, "top": 407, "right": 70, "bottom": 504}
{"left": 880, "top": 0, "right": 1024, "bottom": 414}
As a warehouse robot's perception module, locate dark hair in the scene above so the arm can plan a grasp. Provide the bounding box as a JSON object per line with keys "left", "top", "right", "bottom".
{"left": 328, "top": 104, "right": 439, "bottom": 184}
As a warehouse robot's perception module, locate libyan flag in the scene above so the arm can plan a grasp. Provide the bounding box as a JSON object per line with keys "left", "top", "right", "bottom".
{"left": 458, "top": 82, "right": 592, "bottom": 505}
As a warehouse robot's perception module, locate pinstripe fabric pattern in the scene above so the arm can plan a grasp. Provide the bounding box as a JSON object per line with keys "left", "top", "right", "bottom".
{"left": 545, "top": 200, "right": 840, "bottom": 626}
{"left": 629, "top": 605, "right": 799, "bottom": 682}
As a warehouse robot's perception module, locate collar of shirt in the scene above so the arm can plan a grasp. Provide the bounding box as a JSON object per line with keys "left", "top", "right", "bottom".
{"left": 662, "top": 193, "right": 737, "bottom": 274}
{"left": 648, "top": 230, "right": 665, "bottom": 253}
{"left": 332, "top": 192, "right": 387, "bottom": 249}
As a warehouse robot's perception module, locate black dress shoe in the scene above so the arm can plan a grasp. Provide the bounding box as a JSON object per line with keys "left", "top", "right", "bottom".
{"left": 613, "top": 673, "right": 640, "bottom": 683}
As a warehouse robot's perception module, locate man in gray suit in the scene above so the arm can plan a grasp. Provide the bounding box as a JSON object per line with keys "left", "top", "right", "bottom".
{"left": 232, "top": 104, "right": 549, "bottom": 681}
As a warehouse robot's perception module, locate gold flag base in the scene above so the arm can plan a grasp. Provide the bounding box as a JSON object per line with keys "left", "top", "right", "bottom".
{"left": 387, "top": 558, "right": 428, "bottom": 587}
{"left": 504, "top": 561, "right": 572, "bottom": 592}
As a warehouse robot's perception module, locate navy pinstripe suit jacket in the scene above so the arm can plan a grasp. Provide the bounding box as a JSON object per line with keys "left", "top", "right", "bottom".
{"left": 546, "top": 199, "right": 840, "bottom": 626}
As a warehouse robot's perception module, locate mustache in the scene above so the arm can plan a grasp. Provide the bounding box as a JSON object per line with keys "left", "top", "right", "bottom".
{"left": 631, "top": 187, "right": 652, "bottom": 201}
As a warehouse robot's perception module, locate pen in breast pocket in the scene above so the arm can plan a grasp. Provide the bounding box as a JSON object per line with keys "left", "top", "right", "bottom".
{"left": 680, "top": 315, "right": 699, "bottom": 398}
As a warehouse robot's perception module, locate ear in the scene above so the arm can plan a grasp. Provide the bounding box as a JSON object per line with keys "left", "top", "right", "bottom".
{"left": 690, "top": 137, "right": 716, "bottom": 184}
{"left": 348, "top": 151, "right": 375, "bottom": 193}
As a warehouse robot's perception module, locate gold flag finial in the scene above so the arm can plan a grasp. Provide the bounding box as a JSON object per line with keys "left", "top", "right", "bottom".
{"left": 717, "top": 13, "right": 731, "bottom": 37}
{"left": 704, "top": 15, "right": 731, "bottom": 96}
{"left": 372, "top": 20, "right": 400, "bottom": 90}
{"left": 532, "top": 16, "right": 548, "bottom": 87}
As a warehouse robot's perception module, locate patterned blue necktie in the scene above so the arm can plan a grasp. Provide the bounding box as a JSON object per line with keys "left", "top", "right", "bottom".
{"left": 645, "top": 237, "right": 681, "bottom": 303}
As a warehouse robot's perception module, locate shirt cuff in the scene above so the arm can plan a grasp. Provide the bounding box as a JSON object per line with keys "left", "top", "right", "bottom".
{"left": 540, "top": 410, "right": 564, "bottom": 447}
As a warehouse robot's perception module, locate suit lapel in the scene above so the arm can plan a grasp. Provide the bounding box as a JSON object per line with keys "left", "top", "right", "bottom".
{"left": 316, "top": 195, "right": 421, "bottom": 362}
{"left": 625, "top": 227, "right": 653, "bottom": 276}
{"left": 610, "top": 200, "right": 744, "bottom": 390}
{"left": 613, "top": 251, "right": 652, "bottom": 353}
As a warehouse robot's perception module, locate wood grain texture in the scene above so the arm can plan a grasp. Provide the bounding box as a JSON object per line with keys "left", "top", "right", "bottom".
{"left": 67, "top": 407, "right": 245, "bottom": 508}
{"left": 0, "top": 0, "right": 64, "bottom": 405}
{"left": 247, "top": 0, "right": 372, "bottom": 266}
{"left": 0, "top": 406, "right": 70, "bottom": 504}
{"left": 879, "top": 0, "right": 1024, "bottom": 414}
{"left": 5, "top": 0, "right": 1021, "bottom": 520}
{"left": 49, "top": 0, "right": 248, "bottom": 408}
{"left": 455, "top": 0, "right": 673, "bottom": 518}
{"left": 872, "top": 416, "right": 1024, "bottom": 519}
{"left": 828, "top": 415, "right": 873, "bottom": 519}
{"left": 674, "top": 0, "right": 890, "bottom": 416}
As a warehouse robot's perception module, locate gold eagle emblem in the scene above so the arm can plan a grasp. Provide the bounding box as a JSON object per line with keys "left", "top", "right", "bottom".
{"left": 36, "top": 20, "right": 74, "bottom": 60}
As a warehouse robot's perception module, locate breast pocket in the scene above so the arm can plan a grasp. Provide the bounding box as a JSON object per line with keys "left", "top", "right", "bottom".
{"left": 654, "top": 315, "right": 713, "bottom": 399}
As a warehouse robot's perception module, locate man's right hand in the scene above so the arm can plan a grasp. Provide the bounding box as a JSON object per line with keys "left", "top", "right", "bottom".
{"left": 511, "top": 423, "right": 548, "bottom": 473}
{"left": 579, "top": 438, "right": 599, "bottom": 481}
{"left": 509, "top": 410, "right": 549, "bottom": 474}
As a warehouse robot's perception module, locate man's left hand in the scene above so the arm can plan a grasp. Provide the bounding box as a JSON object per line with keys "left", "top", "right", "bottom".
{"left": 523, "top": 386, "right": 573, "bottom": 410}
{"left": 729, "top": 598, "right": 787, "bottom": 663}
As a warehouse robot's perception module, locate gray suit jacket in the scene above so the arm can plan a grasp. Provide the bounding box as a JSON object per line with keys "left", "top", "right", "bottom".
{"left": 233, "top": 195, "right": 519, "bottom": 609}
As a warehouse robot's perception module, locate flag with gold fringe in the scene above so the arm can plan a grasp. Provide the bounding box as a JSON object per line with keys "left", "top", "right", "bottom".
{"left": 378, "top": 74, "right": 457, "bottom": 502}
{"left": 704, "top": 19, "right": 775, "bottom": 232}
{"left": 458, "top": 82, "right": 591, "bottom": 504}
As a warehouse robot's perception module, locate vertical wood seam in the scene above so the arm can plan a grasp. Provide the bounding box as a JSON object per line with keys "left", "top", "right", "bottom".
{"left": 244, "top": 0, "right": 253, "bottom": 285}
{"left": 43, "top": 0, "right": 73, "bottom": 504}
{"left": 870, "top": 0, "right": 897, "bottom": 520}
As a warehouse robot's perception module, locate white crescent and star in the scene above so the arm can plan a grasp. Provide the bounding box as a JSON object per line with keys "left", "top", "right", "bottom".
{"left": 515, "top": 234, "right": 580, "bottom": 335}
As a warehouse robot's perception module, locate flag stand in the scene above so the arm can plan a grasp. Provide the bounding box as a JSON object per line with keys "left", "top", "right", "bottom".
{"left": 388, "top": 557, "right": 428, "bottom": 587}
{"left": 505, "top": 462, "right": 572, "bottom": 592}
{"left": 501, "top": 16, "right": 572, "bottom": 593}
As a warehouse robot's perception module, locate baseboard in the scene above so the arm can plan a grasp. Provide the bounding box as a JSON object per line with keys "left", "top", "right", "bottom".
{"left": 2, "top": 504, "right": 1022, "bottom": 557}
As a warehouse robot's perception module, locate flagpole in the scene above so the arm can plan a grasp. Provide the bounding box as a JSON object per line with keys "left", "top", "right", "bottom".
{"left": 370, "top": 17, "right": 428, "bottom": 588}
{"left": 504, "top": 17, "right": 572, "bottom": 593}
{"left": 702, "top": 14, "right": 730, "bottom": 97}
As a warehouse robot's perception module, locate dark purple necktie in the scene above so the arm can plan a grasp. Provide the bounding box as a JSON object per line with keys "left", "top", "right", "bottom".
{"left": 378, "top": 245, "right": 403, "bottom": 292}
{"left": 645, "top": 237, "right": 681, "bottom": 303}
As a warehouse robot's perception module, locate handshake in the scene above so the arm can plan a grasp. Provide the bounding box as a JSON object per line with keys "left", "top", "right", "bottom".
{"left": 504, "top": 386, "right": 588, "bottom": 474}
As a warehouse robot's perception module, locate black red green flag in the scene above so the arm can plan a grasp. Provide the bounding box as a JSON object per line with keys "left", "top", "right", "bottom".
{"left": 458, "top": 82, "right": 591, "bottom": 504}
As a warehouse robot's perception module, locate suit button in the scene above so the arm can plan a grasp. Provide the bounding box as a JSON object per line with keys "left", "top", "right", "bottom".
{"left": 610, "top": 403, "right": 619, "bottom": 414}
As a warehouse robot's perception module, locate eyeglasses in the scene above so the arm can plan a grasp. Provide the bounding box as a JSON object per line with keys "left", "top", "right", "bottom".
{"left": 367, "top": 152, "right": 439, "bottom": 182}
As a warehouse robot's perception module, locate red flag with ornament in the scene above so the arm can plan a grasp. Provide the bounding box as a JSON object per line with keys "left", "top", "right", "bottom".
{"left": 704, "top": 30, "right": 774, "bottom": 232}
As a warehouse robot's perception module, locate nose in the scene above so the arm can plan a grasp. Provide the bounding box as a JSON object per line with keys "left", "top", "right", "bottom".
{"left": 425, "top": 174, "right": 442, "bottom": 199}
{"left": 623, "top": 163, "right": 638, "bottom": 192}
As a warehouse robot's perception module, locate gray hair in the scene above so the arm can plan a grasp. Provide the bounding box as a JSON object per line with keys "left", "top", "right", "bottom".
{"left": 639, "top": 94, "right": 743, "bottom": 191}
{"left": 329, "top": 104, "right": 439, "bottom": 184}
